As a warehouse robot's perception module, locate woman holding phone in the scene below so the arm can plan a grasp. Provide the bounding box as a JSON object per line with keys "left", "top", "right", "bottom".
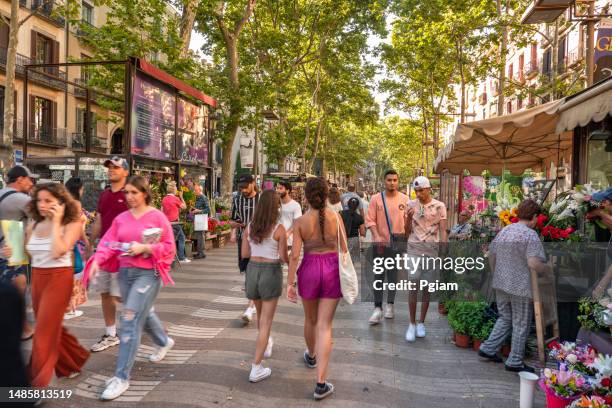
{"left": 24, "top": 183, "right": 89, "bottom": 387}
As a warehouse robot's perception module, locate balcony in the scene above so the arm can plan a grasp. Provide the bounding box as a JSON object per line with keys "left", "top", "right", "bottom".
{"left": 71, "top": 132, "right": 107, "bottom": 153}
{"left": 0, "top": 47, "right": 67, "bottom": 91}
{"left": 73, "top": 78, "right": 98, "bottom": 102}
{"left": 76, "top": 20, "right": 96, "bottom": 37}
{"left": 566, "top": 48, "right": 583, "bottom": 68}
{"left": 31, "top": 0, "right": 65, "bottom": 27}
{"left": 0, "top": 120, "right": 25, "bottom": 142}
{"left": 14, "top": 126, "right": 68, "bottom": 148}
{"left": 525, "top": 60, "right": 539, "bottom": 79}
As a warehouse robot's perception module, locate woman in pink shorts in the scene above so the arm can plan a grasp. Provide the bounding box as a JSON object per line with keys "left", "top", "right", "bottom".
{"left": 287, "top": 177, "right": 348, "bottom": 401}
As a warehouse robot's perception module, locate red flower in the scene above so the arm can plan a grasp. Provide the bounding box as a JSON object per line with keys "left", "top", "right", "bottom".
{"left": 510, "top": 217, "right": 519, "bottom": 223}
{"left": 548, "top": 341, "right": 561, "bottom": 350}
{"left": 602, "top": 377, "right": 611, "bottom": 388}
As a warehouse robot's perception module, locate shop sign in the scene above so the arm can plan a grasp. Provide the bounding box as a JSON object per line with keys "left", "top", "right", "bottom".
{"left": 595, "top": 18, "right": 612, "bottom": 83}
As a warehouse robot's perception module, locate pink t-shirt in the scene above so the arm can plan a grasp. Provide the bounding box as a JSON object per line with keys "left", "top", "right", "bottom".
{"left": 408, "top": 198, "right": 447, "bottom": 243}
{"left": 162, "top": 194, "right": 182, "bottom": 222}
{"left": 365, "top": 192, "right": 410, "bottom": 243}
{"left": 101, "top": 209, "right": 176, "bottom": 270}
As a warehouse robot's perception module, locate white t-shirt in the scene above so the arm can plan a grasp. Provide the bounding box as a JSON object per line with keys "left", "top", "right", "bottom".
{"left": 280, "top": 199, "right": 302, "bottom": 246}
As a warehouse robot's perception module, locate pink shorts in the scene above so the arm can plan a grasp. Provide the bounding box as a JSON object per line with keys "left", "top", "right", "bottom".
{"left": 297, "top": 252, "right": 342, "bottom": 300}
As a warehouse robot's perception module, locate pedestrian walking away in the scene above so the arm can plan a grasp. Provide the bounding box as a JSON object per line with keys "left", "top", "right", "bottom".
{"left": 276, "top": 181, "right": 302, "bottom": 249}
{"left": 89, "top": 156, "right": 130, "bottom": 352}
{"left": 162, "top": 180, "right": 191, "bottom": 263}
{"left": 84, "top": 176, "right": 176, "bottom": 400}
{"left": 0, "top": 165, "right": 38, "bottom": 341}
{"left": 404, "top": 176, "right": 447, "bottom": 342}
{"left": 192, "top": 184, "right": 211, "bottom": 259}
{"left": 287, "top": 177, "right": 347, "bottom": 401}
{"left": 230, "top": 174, "right": 260, "bottom": 323}
{"left": 365, "top": 169, "right": 409, "bottom": 324}
{"left": 340, "top": 197, "right": 365, "bottom": 263}
{"left": 241, "top": 190, "right": 289, "bottom": 383}
{"left": 478, "top": 199, "right": 550, "bottom": 373}
{"left": 341, "top": 182, "right": 365, "bottom": 218}
{"left": 23, "top": 183, "right": 89, "bottom": 387}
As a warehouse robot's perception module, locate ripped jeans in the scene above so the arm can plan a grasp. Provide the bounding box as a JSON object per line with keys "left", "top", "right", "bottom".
{"left": 115, "top": 267, "right": 169, "bottom": 380}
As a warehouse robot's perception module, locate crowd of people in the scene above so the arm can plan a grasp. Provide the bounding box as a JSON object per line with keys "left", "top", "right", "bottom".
{"left": 2, "top": 155, "right": 610, "bottom": 402}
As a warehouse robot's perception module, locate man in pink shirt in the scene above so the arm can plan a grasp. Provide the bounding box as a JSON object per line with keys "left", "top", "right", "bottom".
{"left": 162, "top": 182, "right": 190, "bottom": 263}
{"left": 405, "top": 176, "right": 447, "bottom": 342}
{"left": 365, "top": 169, "right": 409, "bottom": 325}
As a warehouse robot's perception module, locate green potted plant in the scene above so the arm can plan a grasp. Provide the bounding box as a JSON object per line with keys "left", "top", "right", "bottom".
{"left": 472, "top": 318, "right": 495, "bottom": 351}
{"left": 447, "top": 302, "right": 472, "bottom": 348}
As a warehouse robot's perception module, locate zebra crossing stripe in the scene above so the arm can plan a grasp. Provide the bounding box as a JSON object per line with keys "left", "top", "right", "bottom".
{"left": 75, "top": 373, "right": 160, "bottom": 401}
{"left": 167, "top": 325, "right": 224, "bottom": 339}
{"left": 190, "top": 308, "right": 240, "bottom": 319}
{"left": 135, "top": 344, "right": 196, "bottom": 364}
{"left": 212, "top": 296, "right": 248, "bottom": 305}
{"left": 229, "top": 285, "right": 243, "bottom": 292}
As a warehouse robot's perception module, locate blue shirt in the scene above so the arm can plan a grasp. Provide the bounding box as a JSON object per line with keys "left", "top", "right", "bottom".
{"left": 195, "top": 194, "right": 211, "bottom": 215}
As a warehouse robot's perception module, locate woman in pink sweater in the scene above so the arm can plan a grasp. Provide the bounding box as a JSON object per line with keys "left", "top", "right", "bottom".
{"left": 85, "top": 176, "right": 176, "bottom": 401}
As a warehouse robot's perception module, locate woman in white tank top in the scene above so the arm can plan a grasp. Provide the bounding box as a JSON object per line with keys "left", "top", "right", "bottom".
{"left": 24, "top": 183, "right": 89, "bottom": 387}
{"left": 241, "top": 190, "right": 288, "bottom": 383}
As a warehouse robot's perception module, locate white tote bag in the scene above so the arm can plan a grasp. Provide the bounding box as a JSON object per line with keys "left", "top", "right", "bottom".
{"left": 194, "top": 214, "right": 208, "bottom": 232}
{"left": 335, "top": 212, "right": 358, "bottom": 304}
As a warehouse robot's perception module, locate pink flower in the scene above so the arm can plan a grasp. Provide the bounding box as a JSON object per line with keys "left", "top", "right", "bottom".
{"left": 557, "top": 369, "right": 571, "bottom": 386}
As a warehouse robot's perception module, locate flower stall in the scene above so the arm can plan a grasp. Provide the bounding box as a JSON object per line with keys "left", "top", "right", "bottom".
{"left": 539, "top": 342, "right": 612, "bottom": 407}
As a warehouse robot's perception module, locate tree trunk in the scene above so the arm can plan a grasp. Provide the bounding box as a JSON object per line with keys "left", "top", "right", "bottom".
{"left": 1, "top": 1, "right": 20, "bottom": 168}
{"left": 179, "top": 0, "right": 198, "bottom": 58}
{"left": 301, "top": 106, "right": 312, "bottom": 172}
{"left": 457, "top": 39, "right": 466, "bottom": 123}
{"left": 307, "top": 114, "right": 324, "bottom": 173}
{"left": 221, "top": 38, "right": 240, "bottom": 196}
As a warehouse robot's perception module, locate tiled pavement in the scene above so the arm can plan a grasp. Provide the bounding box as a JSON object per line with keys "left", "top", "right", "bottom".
{"left": 23, "top": 245, "right": 546, "bottom": 407}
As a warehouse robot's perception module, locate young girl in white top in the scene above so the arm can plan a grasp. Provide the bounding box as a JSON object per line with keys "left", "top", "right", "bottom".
{"left": 241, "top": 190, "right": 288, "bottom": 382}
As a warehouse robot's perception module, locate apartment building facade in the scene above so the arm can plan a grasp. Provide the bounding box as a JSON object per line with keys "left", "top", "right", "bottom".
{"left": 440, "top": 0, "right": 611, "bottom": 147}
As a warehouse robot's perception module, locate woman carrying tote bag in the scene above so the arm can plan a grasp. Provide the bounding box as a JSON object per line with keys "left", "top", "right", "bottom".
{"left": 287, "top": 177, "right": 353, "bottom": 401}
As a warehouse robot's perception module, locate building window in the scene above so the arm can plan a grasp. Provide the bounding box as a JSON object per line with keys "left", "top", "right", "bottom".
{"left": 558, "top": 36, "right": 567, "bottom": 73}
{"left": 508, "top": 63, "right": 513, "bottom": 80}
{"left": 518, "top": 54, "right": 525, "bottom": 82}
{"left": 35, "top": 34, "right": 53, "bottom": 64}
{"left": 542, "top": 48, "right": 552, "bottom": 78}
{"left": 81, "top": 2, "right": 93, "bottom": 25}
{"left": 507, "top": 101, "right": 513, "bottom": 114}
{"left": 530, "top": 43, "right": 538, "bottom": 70}
{"left": 76, "top": 107, "right": 96, "bottom": 135}
{"left": 517, "top": 95, "right": 523, "bottom": 110}
{"left": 33, "top": 97, "right": 53, "bottom": 140}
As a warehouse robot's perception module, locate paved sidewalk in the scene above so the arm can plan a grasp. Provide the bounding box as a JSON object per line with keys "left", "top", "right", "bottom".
{"left": 24, "top": 244, "right": 545, "bottom": 407}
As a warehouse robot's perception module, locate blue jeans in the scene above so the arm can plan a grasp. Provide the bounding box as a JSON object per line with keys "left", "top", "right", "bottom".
{"left": 115, "top": 268, "right": 169, "bottom": 380}
{"left": 172, "top": 224, "right": 187, "bottom": 260}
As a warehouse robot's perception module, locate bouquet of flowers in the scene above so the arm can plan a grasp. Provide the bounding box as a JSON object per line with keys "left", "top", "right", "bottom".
{"left": 494, "top": 181, "right": 522, "bottom": 225}
{"left": 548, "top": 341, "right": 598, "bottom": 376}
{"left": 542, "top": 365, "right": 590, "bottom": 398}
{"left": 568, "top": 395, "right": 611, "bottom": 408}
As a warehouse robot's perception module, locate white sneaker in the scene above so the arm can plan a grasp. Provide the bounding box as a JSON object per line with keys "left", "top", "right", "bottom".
{"left": 242, "top": 306, "right": 256, "bottom": 323}
{"left": 249, "top": 363, "right": 271, "bottom": 382}
{"left": 416, "top": 323, "right": 426, "bottom": 338}
{"left": 405, "top": 324, "right": 416, "bottom": 342}
{"left": 384, "top": 304, "right": 394, "bottom": 319}
{"left": 368, "top": 308, "right": 383, "bottom": 325}
{"left": 180, "top": 258, "right": 192, "bottom": 263}
{"left": 150, "top": 337, "right": 175, "bottom": 362}
{"left": 100, "top": 376, "right": 130, "bottom": 400}
{"left": 264, "top": 337, "right": 273, "bottom": 358}
{"left": 64, "top": 310, "right": 84, "bottom": 320}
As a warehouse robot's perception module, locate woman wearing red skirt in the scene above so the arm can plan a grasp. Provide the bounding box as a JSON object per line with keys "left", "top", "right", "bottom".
{"left": 25, "top": 183, "right": 89, "bottom": 387}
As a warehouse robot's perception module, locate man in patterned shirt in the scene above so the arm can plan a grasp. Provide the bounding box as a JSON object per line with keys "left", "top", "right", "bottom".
{"left": 230, "top": 174, "right": 260, "bottom": 323}
{"left": 405, "top": 176, "right": 447, "bottom": 342}
{"left": 478, "top": 199, "right": 551, "bottom": 373}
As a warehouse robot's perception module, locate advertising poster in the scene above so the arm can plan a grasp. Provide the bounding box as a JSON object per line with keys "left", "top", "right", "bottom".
{"left": 595, "top": 18, "right": 612, "bottom": 83}
{"left": 131, "top": 72, "right": 175, "bottom": 160}
{"left": 178, "top": 98, "right": 209, "bottom": 164}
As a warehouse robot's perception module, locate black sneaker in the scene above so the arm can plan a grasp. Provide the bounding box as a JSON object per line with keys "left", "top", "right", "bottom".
{"left": 193, "top": 254, "right": 206, "bottom": 259}
{"left": 478, "top": 349, "right": 503, "bottom": 363}
{"left": 304, "top": 350, "right": 317, "bottom": 368}
{"left": 505, "top": 364, "right": 536, "bottom": 373}
{"left": 314, "top": 382, "right": 334, "bottom": 400}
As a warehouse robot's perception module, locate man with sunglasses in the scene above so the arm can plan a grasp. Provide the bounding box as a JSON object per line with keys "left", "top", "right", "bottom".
{"left": 0, "top": 165, "right": 39, "bottom": 340}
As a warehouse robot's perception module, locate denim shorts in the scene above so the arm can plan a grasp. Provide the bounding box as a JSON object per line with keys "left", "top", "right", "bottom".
{"left": 0, "top": 258, "right": 27, "bottom": 284}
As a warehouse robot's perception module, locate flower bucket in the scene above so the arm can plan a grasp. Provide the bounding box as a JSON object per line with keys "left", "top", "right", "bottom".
{"left": 473, "top": 339, "right": 483, "bottom": 351}
{"left": 538, "top": 380, "right": 582, "bottom": 408}
{"left": 455, "top": 333, "right": 470, "bottom": 348}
